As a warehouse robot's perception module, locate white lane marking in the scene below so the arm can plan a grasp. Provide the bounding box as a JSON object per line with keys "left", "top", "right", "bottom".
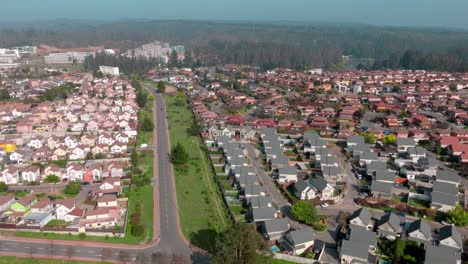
{"left": 88, "top": 250, "right": 95, "bottom": 253}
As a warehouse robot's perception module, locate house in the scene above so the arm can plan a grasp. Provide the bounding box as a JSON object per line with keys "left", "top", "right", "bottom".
{"left": 294, "top": 178, "right": 335, "bottom": 201}
{"left": 359, "top": 152, "right": 379, "bottom": 166}
{"left": 240, "top": 126, "right": 256, "bottom": 140}
{"left": 244, "top": 184, "right": 266, "bottom": 198}
{"left": 370, "top": 181, "right": 393, "bottom": 197}
{"left": 10, "top": 194, "right": 37, "bottom": 212}
{"left": 30, "top": 198, "right": 53, "bottom": 214}
{"left": 373, "top": 171, "right": 396, "bottom": 183}
{"left": 55, "top": 198, "right": 77, "bottom": 221}
{"left": 81, "top": 207, "right": 119, "bottom": 228}
{"left": 347, "top": 136, "right": 365, "bottom": 148}
{"left": 277, "top": 166, "right": 298, "bottom": 184}
{"left": 340, "top": 227, "right": 377, "bottom": 264}
{"left": 92, "top": 177, "right": 121, "bottom": 197}
{"left": 66, "top": 163, "right": 83, "bottom": 182}
{"left": 248, "top": 196, "right": 273, "bottom": 209}
{"left": 348, "top": 207, "right": 373, "bottom": 230}
{"left": 438, "top": 225, "right": 463, "bottom": 250}
{"left": 106, "top": 162, "right": 125, "bottom": 178}
{"left": 366, "top": 161, "right": 388, "bottom": 177}
{"left": 396, "top": 138, "right": 416, "bottom": 153}
{"left": 251, "top": 207, "right": 277, "bottom": 223}
{"left": 0, "top": 194, "right": 15, "bottom": 211}
{"left": 1, "top": 166, "right": 20, "bottom": 185}
{"left": 435, "top": 170, "right": 461, "bottom": 185}
{"left": 97, "top": 195, "right": 118, "bottom": 208}
{"left": 261, "top": 218, "right": 290, "bottom": 241}
{"left": 407, "top": 219, "right": 432, "bottom": 245}
{"left": 376, "top": 212, "right": 402, "bottom": 240}
{"left": 21, "top": 165, "right": 41, "bottom": 182}
{"left": 431, "top": 191, "right": 459, "bottom": 212}
{"left": 425, "top": 245, "right": 461, "bottom": 264}
{"left": 27, "top": 136, "right": 44, "bottom": 149}
{"left": 280, "top": 228, "right": 316, "bottom": 255}
{"left": 44, "top": 164, "right": 62, "bottom": 179}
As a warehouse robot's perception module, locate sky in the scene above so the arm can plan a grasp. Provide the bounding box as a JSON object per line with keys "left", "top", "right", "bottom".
{"left": 2, "top": 0, "right": 468, "bottom": 29}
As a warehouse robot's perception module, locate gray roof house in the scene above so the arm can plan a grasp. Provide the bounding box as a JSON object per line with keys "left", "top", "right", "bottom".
{"left": 373, "top": 171, "right": 396, "bottom": 183}
{"left": 431, "top": 191, "right": 459, "bottom": 212}
{"left": 349, "top": 207, "right": 373, "bottom": 230}
{"left": 238, "top": 174, "right": 258, "bottom": 189}
{"left": 359, "top": 152, "right": 379, "bottom": 166}
{"left": 366, "top": 161, "right": 388, "bottom": 176}
{"left": 435, "top": 170, "right": 461, "bottom": 185}
{"left": 340, "top": 227, "right": 377, "bottom": 264}
{"left": 281, "top": 228, "right": 316, "bottom": 255}
{"left": 425, "top": 245, "right": 461, "bottom": 264}
{"left": 438, "top": 225, "right": 463, "bottom": 250}
{"left": 370, "top": 181, "right": 393, "bottom": 197}
{"left": 248, "top": 196, "right": 272, "bottom": 209}
{"left": 352, "top": 144, "right": 372, "bottom": 158}
{"left": 376, "top": 212, "right": 402, "bottom": 239}
{"left": 277, "top": 166, "right": 298, "bottom": 184}
{"left": 251, "top": 207, "right": 277, "bottom": 223}
{"left": 347, "top": 136, "right": 365, "bottom": 147}
{"left": 433, "top": 181, "right": 458, "bottom": 194}
{"left": 407, "top": 219, "right": 432, "bottom": 245}
{"left": 261, "top": 218, "right": 290, "bottom": 241}
{"left": 396, "top": 138, "right": 416, "bottom": 153}
{"left": 244, "top": 184, "right": 266, "bottom": 198}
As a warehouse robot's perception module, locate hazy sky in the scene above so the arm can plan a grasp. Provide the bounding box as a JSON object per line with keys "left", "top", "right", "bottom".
{"left": 2, "top": 0, "right": 468, "bottom": 29}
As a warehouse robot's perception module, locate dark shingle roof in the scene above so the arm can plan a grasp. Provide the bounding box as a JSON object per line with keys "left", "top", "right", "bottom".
{"left": 287, "top": 228, "right": 315, "bottom": 245}
{"left": 407, "top": 219, "right": 432, "bottom": 240}
{"left": 349, "top": 207, "right": 372, "bottom": 226}
{"left": 425, "top": 245, "right": 461, "bottom": 264}
{"left": 433, "top": 181, "right": 458, "bottom": 194}
{"left": 439, "top": 225, "right": 462, "bottom": 248}
{"left": 308, "top": 177, "right": 328, "bottom": 192}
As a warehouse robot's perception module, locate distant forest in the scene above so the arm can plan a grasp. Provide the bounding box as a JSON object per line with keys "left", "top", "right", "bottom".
{"left": 1, "top": 20, "right": 468, "bottom": 71}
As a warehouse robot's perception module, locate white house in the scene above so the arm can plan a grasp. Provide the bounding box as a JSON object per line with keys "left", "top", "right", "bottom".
{"left": 21, "top": 165, "right": 41, "bottom": 182}
{"left": 294, "top": 178, "right": 335, "bottom": 201}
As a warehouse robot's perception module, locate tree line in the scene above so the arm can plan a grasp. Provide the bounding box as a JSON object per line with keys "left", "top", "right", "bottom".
{"left": 3, "top": 20, "right": 468, "bottom": 71}
{"left": 360, "top": 47, "right": 468, "bottom": 72}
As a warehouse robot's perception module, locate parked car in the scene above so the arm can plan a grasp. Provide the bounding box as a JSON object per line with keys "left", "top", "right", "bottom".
{"left": 139, "top": 143, "right": 148, "bottom": 148}
{"left": 321, "top": 203, "right": 329, "bottom": 208}
{"left": 441, "top": 221, "right": 454, "bottom": 226}
{"left": 396, "top": 211, "right": 406, "bottom": 217}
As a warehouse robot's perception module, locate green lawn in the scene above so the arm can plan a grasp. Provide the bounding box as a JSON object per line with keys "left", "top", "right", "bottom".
{"left": 45, "top": 219, "right": 69, "bottom": 227}
{"left": 136, "top": 110, "right": 153, "bottom": 145}
{"left": 0, "top": 257, "right": 109, "bottom": 264}
{"left": 164, "top": 93, "right": 230, "bottom": 249}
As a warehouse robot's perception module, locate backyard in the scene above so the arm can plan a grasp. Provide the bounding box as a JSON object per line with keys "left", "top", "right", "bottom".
{"left": 163, "top": 92, "right": 230, "bottom": 249}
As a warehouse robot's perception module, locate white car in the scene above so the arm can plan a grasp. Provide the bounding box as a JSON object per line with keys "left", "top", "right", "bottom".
{"left": 441, "top": 221, "right": 454, "bottom": 226}
{"left": 320, "top": 203, "right": 329, "bottom": 208}
{"left": 139, "top": 143, "right": 148, "bottom": 148}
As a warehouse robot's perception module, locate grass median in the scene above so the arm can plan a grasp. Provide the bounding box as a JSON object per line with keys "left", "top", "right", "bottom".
{"left": 163, "top": 92, "right": 230, "bottom": 250}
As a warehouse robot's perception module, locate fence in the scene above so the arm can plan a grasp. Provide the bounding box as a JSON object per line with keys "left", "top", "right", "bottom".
{"left": 274, "top": 253, "right": 324, "bottom": 264}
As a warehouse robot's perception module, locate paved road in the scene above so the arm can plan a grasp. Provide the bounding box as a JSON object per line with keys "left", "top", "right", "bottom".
{"left": 0, "top": 85, "right": 194, "bottom": 263}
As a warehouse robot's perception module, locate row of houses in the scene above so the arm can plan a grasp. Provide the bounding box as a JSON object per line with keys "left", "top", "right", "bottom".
{"left": 340, "top": 207, "right": 462, "bottom": 264}
{"left": 0, "top": 177, "right": 123, "bottom": 230}
{"left": 0, "top": 160, "right": 126, "bottom": 184}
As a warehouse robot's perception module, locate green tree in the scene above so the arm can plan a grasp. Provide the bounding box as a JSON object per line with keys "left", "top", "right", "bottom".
{"left": 291, "top": 201, "right": 318, "bottom": 225}
{"left": 131, "top": 151, "right": 139, "bottom": 167}
{"left": 447, "top": 204, "right": 468, "bottom": 226}
{"left": 141, "top": 117, "right": 154, "bottom": 131}
{"left": 394, "top": 239, "right": 405, "bottom": 260}
{"left": 359, "top": 131, "right": 377, "bottom": 144}
{"left": 0, "top": 89, "right": 10, "bottom": 100}
{"left": 382, "top": 134, "right": 396, "bottom": 145}
{"left": 187, "top": 121, "right": 203, "bottom": 136}
{"left": 157, "top": 81, "right": 166, "bottom": 93}
{"left": 171, "top": 142, "right": 189, "bottom": 165}
{"left": 136, "top": 89, "right": 148, "bottom": 108}
{"left": 0, "top": 182, "right": 8, "bottom": 192}
{"left": 63, "top": 182, "right": 81, "bottom": 196}
{"left": 449, "top": 83, "right": 457, "bottom": 92}
{"left": 211, "top": 222, "right": 271, "bottom": 264}
{"left": 44, "top": 174, "right": 61, "bottom": 184}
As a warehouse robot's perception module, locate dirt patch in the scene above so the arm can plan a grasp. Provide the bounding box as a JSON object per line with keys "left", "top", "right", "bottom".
{"left": 165, "top": 84, "right": 178, "bottom": 94}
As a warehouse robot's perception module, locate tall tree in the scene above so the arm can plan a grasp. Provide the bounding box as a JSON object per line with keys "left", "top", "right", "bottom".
{"left": 291, "top": 201, "right": 318, "bottom": 225}
{"left": 211, "top": 223, "right": 272, "bottom": 264}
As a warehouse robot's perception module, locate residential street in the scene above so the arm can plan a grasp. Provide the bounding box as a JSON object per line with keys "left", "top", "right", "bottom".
{"left": 0, "top": 85, "right": 194, "bottom": 263}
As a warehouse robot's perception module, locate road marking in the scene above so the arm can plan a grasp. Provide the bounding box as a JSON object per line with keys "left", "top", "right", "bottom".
{"left": 88, "top": 250, "right": 95, "bottom": 253}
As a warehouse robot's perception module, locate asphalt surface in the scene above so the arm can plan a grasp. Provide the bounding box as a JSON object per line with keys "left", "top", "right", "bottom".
{"left": 0, "top": 86, "right": 193, "bottom": 263}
